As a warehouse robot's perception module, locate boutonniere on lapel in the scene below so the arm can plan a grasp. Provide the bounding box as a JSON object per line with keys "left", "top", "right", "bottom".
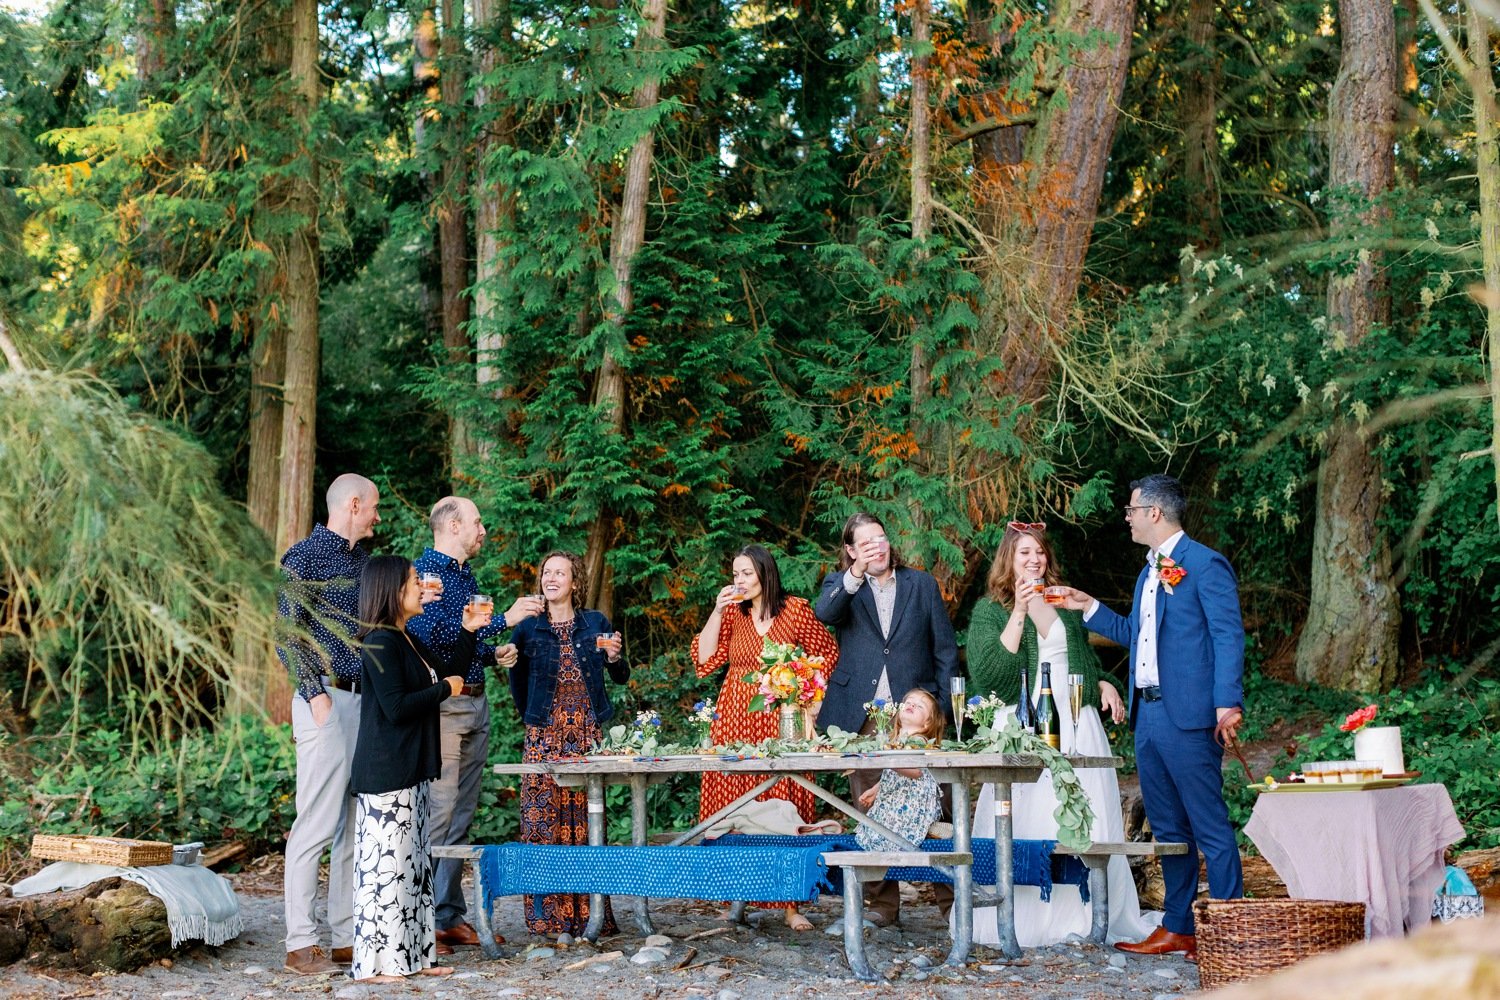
{"left": 1154, "top": 554, "right": 1187, "bottom": 593}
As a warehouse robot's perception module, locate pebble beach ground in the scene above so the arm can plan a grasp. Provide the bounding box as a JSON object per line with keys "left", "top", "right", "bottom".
{"left": 0, "top": 857, "right": 1201, "bottom": 1000}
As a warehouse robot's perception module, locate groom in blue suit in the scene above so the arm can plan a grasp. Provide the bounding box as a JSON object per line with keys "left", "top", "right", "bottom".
{"left": 1059, "top": 474, "right": 1244, "bottom": 961}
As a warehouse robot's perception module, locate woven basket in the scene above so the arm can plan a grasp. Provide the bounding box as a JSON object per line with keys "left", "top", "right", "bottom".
{"left": 31, "top": 834, "right": 174, "bottom": 867}
{"left": 1194, "top": 897, "right": 1365, "bottom": 989}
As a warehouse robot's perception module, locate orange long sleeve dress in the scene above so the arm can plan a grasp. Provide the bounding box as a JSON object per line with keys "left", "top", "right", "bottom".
{"left": 691, "top": 596, "right": 840, "bottom": 830}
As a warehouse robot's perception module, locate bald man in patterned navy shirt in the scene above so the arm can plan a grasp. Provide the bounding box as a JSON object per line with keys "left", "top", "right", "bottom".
{"left": 277, "top": 474, "right": 380, "bottom": 976}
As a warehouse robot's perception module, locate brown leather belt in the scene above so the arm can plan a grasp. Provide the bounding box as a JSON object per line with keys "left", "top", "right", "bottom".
{"left": 459, "top": 683, "right": 485, "bottom": 697}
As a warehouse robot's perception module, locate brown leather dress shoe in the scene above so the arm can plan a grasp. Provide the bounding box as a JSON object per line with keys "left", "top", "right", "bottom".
{"left": 436, "top": 923, "right": 481, "bottom": 947}
{"left": 436, "top": 942, "right": 454, "bottom": 956}
{"left": 331, "top": 947, "right": 353, "bottom": 964}
{"left": 1114, "top": 926, "right": 1197, "bottom": 957}
{"left": 436, "top": 922, "right": 505, "bottom": 946}
{"left": 284, "top": 946, "right": 341, "bottom": 975}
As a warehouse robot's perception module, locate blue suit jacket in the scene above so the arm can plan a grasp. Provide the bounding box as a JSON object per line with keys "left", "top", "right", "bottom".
{"left": 1084, "top": 535, "right": 1245, "bottom": 732}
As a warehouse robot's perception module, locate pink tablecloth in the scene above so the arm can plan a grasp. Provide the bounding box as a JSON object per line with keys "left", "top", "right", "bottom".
{"left": 1244, "top": 783, "right": 1465, "bottom": 938}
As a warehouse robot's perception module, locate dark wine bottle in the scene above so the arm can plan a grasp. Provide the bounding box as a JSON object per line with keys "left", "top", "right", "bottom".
{"left": 1016, "top": 661, "right": 1037, "bottom": 734}
{"left": 1036, "top": 661, "right": 1061, "bottom": 749}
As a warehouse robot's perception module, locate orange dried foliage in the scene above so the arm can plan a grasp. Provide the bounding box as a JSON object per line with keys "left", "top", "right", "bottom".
{"left": 784, "top": 431, "right": 812, "bottom": 454}
{"left": 662, "top": 483, "right": 692, "bottom": 498}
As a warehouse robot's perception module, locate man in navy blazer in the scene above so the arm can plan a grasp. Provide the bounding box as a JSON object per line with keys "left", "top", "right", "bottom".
{"left": 815, "top": 512, "right": 959, "bottom": 925}
{"left": 1059, "top": 474, "right": 1245, "bottom": 961}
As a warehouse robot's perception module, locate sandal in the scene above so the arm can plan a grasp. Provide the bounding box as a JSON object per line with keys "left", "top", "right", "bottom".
{"left": 784, "top": 910, "right": 814, "bottom": 932}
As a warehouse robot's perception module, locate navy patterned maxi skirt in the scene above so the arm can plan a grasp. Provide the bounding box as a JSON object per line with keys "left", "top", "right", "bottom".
{"left": 353, "top": 780, "right": 438, "bottom": 978}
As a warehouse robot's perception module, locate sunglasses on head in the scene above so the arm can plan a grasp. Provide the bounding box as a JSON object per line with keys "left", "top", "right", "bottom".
{"left": 1006, "top": 521, "right": 1046, "bottom": 532}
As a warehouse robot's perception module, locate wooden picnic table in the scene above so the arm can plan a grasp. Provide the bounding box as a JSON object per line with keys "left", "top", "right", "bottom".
{"left": 491, "top": 749, "right": 1120, "bottom": 966}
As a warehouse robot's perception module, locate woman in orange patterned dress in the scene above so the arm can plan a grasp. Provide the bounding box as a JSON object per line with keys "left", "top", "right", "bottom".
{"left": 691, "top": 544, "right": 839, "bottom": 931}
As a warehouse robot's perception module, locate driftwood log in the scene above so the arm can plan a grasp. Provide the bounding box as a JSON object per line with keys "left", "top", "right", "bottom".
{"left": 0, "top": 877, "right": 172, "bottom": 971}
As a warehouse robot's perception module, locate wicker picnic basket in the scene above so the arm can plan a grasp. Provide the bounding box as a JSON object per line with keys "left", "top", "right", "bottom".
{"left": 1194, "top": 897, "right": 1366, "bottom": 989}
{"left": 31, "top": 834, "right": 174, "bottom": 867}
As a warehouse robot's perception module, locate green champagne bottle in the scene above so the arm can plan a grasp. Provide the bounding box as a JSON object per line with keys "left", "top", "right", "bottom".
{"left": 1036, "top": 661, "right": 1061, "bottom": 749}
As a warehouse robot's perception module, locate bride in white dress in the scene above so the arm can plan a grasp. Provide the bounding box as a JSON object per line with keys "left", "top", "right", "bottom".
{"left": 956, "top": 522, "right": 1161, "bottom": 947}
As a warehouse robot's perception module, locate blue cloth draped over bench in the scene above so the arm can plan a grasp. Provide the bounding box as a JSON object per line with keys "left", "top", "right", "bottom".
{"left": 703, "top": 835, "right": 1089, "bottom": 902}
{"left": 477, "top": 841, "right": 833, "bottom": 918}
{"left": 475, "top": 835, "right": 1090, "bottom": 922}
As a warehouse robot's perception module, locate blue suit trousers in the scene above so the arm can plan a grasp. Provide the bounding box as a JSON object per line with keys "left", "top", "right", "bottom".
{"left": 1135, "top": 699, "right": 1244, "bottom": 934}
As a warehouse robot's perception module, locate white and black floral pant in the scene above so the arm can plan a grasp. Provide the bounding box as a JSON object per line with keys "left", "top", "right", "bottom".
{"left": 353, "top": 781, "right": 437, "bottom": 978}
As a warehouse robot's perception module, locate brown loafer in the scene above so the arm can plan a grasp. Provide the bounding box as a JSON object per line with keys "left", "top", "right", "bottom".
{"left": 284, "top": 946, "right": 341, "bottom": 975}
{"left": 436, "top": 942, "right": 455, "bottom": 956}
{"left": 436, "top": 923, "right": 481, "bottom": 947}
{"left": 1114, "top": 926, "right": 1197, "bottom": 957}
{"left": 331, "top": 947, "right": 353, "bottom": 964}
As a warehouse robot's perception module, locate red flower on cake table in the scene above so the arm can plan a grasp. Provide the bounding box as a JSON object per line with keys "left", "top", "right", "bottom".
{"left": 1339, "top": 704, "right": 1378, "bottom": 733}
{"left": 1154, "top": 554, "right": 1187, "bottom": 592}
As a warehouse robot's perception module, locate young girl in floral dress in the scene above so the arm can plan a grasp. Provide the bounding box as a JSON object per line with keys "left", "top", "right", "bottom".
{"left": 854, "top": 689, "right": 945, "bottom": 852}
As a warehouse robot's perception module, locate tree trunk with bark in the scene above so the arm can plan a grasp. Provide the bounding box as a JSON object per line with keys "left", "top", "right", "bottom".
{"left": 908, "top": 0, "right": 933, "bottom": 416}
{"left": 585, "top": 0, "right": 669, "bottom": 616}
{"left": 273, "top": 0, "right": 320, "bottom": 557}
{"left": 1295, "top": 0, "right": 1399, "bottom": 690}
{"left": 474, "top": 0, "right": 516, "bottom": 458}
{"left": 1182, "top": 0, "right": 1221, "bottom": 248}
{"left": 982, "top": 0, "right": 1137, "bottom": 408}
{"left": 1468, "top": 5, "right": 1500, "bottom": 531}
{"left": 472, "top": 0, "right": 515, "bottom": 458}
{"left": 135, "top": 0, "right": 175, "bottom": 93}
{"left": 439, "top": 0, "right": 473, "bottom": 474}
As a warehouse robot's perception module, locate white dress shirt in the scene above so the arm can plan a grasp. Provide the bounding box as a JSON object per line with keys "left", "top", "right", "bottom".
{"left": 1083, "top": 530, "right": 1184, "bottom": 691}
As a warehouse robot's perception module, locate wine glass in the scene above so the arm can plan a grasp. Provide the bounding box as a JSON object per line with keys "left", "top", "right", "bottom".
{"left": 950, "top": 677, "right": 966, "bottom": 744}
{"left": 1067, "top": 672, "right": 1085, "bottom": 752}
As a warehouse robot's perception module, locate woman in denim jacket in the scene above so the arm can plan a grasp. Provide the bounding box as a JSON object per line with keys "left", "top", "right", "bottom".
{"left": 507, "top": 550, "right": 629, "bottom": 939}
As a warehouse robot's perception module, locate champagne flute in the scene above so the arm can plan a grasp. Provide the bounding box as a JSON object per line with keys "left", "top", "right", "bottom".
{"left": 1068, "top": 672, "right": 1085, "bottom": 752}
{"left": 950, "top": 676, "right": 966, "bottom": 744}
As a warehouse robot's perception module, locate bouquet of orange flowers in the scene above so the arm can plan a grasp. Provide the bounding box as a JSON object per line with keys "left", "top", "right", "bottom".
{"left": 746, "top": 641, "right": 828, "bottom": 714}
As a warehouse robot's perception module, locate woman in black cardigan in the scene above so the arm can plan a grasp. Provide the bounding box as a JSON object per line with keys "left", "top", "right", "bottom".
{"left": 350, "top": 555, "right": 486, "bottom": 982}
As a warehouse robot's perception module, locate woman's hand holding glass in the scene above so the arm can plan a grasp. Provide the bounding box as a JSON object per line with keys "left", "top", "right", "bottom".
{"left": 596, "top": 631, "right": 623, "bottom": 662}
{"left": 713, "top": 584, "right": 742, "bottom": 614}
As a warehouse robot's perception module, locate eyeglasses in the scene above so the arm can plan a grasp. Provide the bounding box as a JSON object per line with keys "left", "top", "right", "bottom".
{"left": 1122, "top": 505, "right": 1157, "bottom": 517}
{"left": 1006, "top": 521, "right": 1046, "bottom": 532}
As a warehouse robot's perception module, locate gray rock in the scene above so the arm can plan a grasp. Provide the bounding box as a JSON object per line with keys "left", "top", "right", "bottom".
{"left": 1152, "top": 967, "right": 1180, "bottom": 980}
{"left": 718, "top": 990, "right": 742, "bottom": 1000}
{"left": 909, "top": 954, "right": 933, "bottom": 969}
{"left": 631, "top": 947, "right": 669, "bottom": 965}
{"left": 643, "top": 934, "right": 673, "bottom": 949}
{"left": 1108, "top": 952, "right": 1129, "bottom": 969}
{"left": 525, "top": 946, "right": 556, "bottom": 961}
{"left": 240, "top": 966, "right": 268, "bottom": 976}
{"left": 824, "top": 918, "right": 874, "bottom": 936}
{"left": 494, "top": 991, "right": 525, "bottom": 998}
{"left": 700, "top": 965, "right": 732, "bottom": 982}
{"left": 555, "top": 932, "right": 574, "bottom": 948}
{"left": 334, "top": 988, "right": 364, "bottom": 1000}
{"left": 979, "top": 964, "right": 1005, "bottom": 972}
{"left": 911, "top": 972, "right": 929, "bottom": 982}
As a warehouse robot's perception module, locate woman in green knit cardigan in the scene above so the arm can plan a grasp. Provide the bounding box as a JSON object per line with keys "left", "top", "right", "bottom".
{"left": 967, "top": 525, "right": 1125, "bottom": 721}
{"left": 961, "top": 523, "right": 1158, "bottom": 949}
